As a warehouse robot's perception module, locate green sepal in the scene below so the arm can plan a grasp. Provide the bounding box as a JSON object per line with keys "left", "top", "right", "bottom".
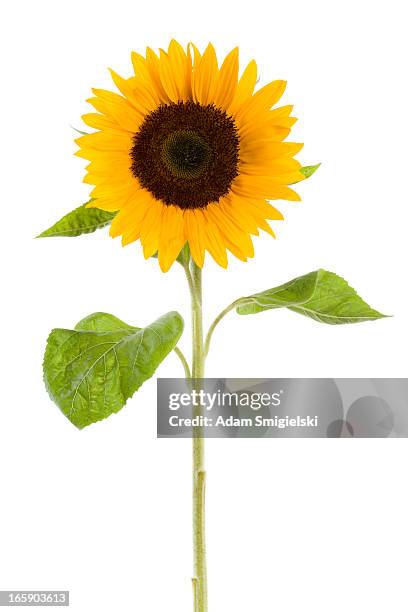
{"left": 236, "top": 269, "right": 387, "bottom": 324}
{"left": 43, "top": 311, "right": 184, "bottom": 428}
{"left": 37, "top": 201, "right": 116, "bottom": 238}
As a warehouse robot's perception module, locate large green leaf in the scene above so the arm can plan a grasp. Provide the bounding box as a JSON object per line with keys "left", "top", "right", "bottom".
{"left": 37, "top": 201, "right": 116, "bottom": 238}
{"left": 43, "top": 311, "right": 184, "bottom": 428}
{"left": 236, "top": 269, "right": 386, "bottom": 324}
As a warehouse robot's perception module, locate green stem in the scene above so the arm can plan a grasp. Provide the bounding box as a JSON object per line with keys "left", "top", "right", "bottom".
{"left": 204, "top": 298, "right": 250, "bottom": 357}
{"left": 184, "top": 257, "right": 207, "bottom": 612}
{"left": 174, "top": 346, "right": 191, "bottom": 379}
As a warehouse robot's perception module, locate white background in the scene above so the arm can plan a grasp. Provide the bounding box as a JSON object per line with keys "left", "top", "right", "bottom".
{"left": 1, "top": 0, "right": 407, "bottom": 610}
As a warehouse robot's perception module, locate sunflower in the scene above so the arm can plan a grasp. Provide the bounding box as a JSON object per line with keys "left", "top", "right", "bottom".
{"left": 76, "top": 41, "right": 304, "bottom": 271}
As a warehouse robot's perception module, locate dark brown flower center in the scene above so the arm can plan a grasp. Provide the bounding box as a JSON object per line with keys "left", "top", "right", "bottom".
{"left": 130, "top": 101, "right": 240, "bottom": 209}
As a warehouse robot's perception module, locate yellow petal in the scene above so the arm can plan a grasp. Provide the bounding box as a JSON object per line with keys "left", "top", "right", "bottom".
{"left": 140, "top": 198, "right": 163, "bottom": 258}
{"left": 144, "top": 47, "right": 170, "bottom": 102}
{"left": 158, "top": 45, "right": 190, "bottom": 103}
{"left": 109, "top": 191, "right": 151, "bottom": 237}
{"left": 268, "top": 105, "right": 294, "bottom": 118}
{"left": 82, "top": 113, "right": 117, "bottom": 131}
{"left": 239, "top": 157, "right": 302, "bottom": 177}
{"left": 184, "top": 210, "right": 205, "bottom": 267}
{"left": 197, "top": 209, "right": 228, "bottom": 268}
{"left": 228, "top": 60, "right": 257, "bottom": 113}
{"left": 221, "top": 198, "right": 259, "bottom": 236}
{"left": 205, "top": 203, "right": 254, "bottom": 258}
{"left": 109, "top": 70, "right": 158, "bottom": 114}
{"left": 131, "top": 51, "right": 151, "bottom": 82}
{"left": 157, "top": 205, "right": 185, "bottom": 271}
{"left": 232, "top": 175, "right": 301, "bottom": 201}
{"left": 76, "top": 129, "right": 132, "bottom": 152}
{"left": 121, "top": 228, "right": 140, "bottom": 246}
{"left": 188, "top": 42, "right": 202, "bottom": 66}
{"left": 192, "top": 43, "right": 219, "bottom": 105}
{"left": 85, "top": 152, "right": 132, "bottom": 174}
{"left": 240, "top": 140, "right": 304, "bottom": 161}
{"left": 162, "top": 40, "right": 192, "bottom": 101}
{"left": 87, "top": 92, "right": 142, "bottom": 132}
{"left": 245, "top": 199, "right": 284, "bottom": 221}
{"left": 235, "top": 80, "right": 287, "bottom": 127}
{"left": 90, "top": 177, "right": 136, "bottom": 199}
{"left": 213, "top": 47, "right": 239, "bottom": 110}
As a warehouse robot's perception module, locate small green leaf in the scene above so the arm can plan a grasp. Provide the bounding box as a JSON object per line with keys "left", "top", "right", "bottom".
{"left": 43, "top": 311, "right": 184, "bottom": 428}
{"left": 37, "top": 201, "right": 116, "bottom": 238}
{"left": 236, "top": 269, "right": 387, "bottom": 324}
{"left": 300, "top": 164, "right": 321, "bottom": 179}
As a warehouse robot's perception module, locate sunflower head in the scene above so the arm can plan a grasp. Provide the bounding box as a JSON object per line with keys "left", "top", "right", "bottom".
{"left": 76, "top": 41, "right": 305, "bottom": 271}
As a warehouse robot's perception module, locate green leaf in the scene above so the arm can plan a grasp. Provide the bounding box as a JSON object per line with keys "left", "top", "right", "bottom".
{"left": 236, "top": 269, "right": 387, "bottom": 324}
{"left": 37, "top": 201, "right": 116, "bottom": 238}
{"left": 43, "top": 311, "right": 184, "bottom": 428}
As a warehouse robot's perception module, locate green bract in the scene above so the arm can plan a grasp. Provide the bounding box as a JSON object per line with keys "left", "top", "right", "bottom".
{"left": 43, "top": 311, "right": 184, "bottom": 428}
{"left": 37, "top": 201, "right": 116, "bottom": 238}
{"left": 236, "top": 269, "right": 386, "bottom": 324}
{"left": 288, "top": 164, "right": 321, "bottom": 184}
{"left": 299, "top": 164, "right": 321, "bottom": 179}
